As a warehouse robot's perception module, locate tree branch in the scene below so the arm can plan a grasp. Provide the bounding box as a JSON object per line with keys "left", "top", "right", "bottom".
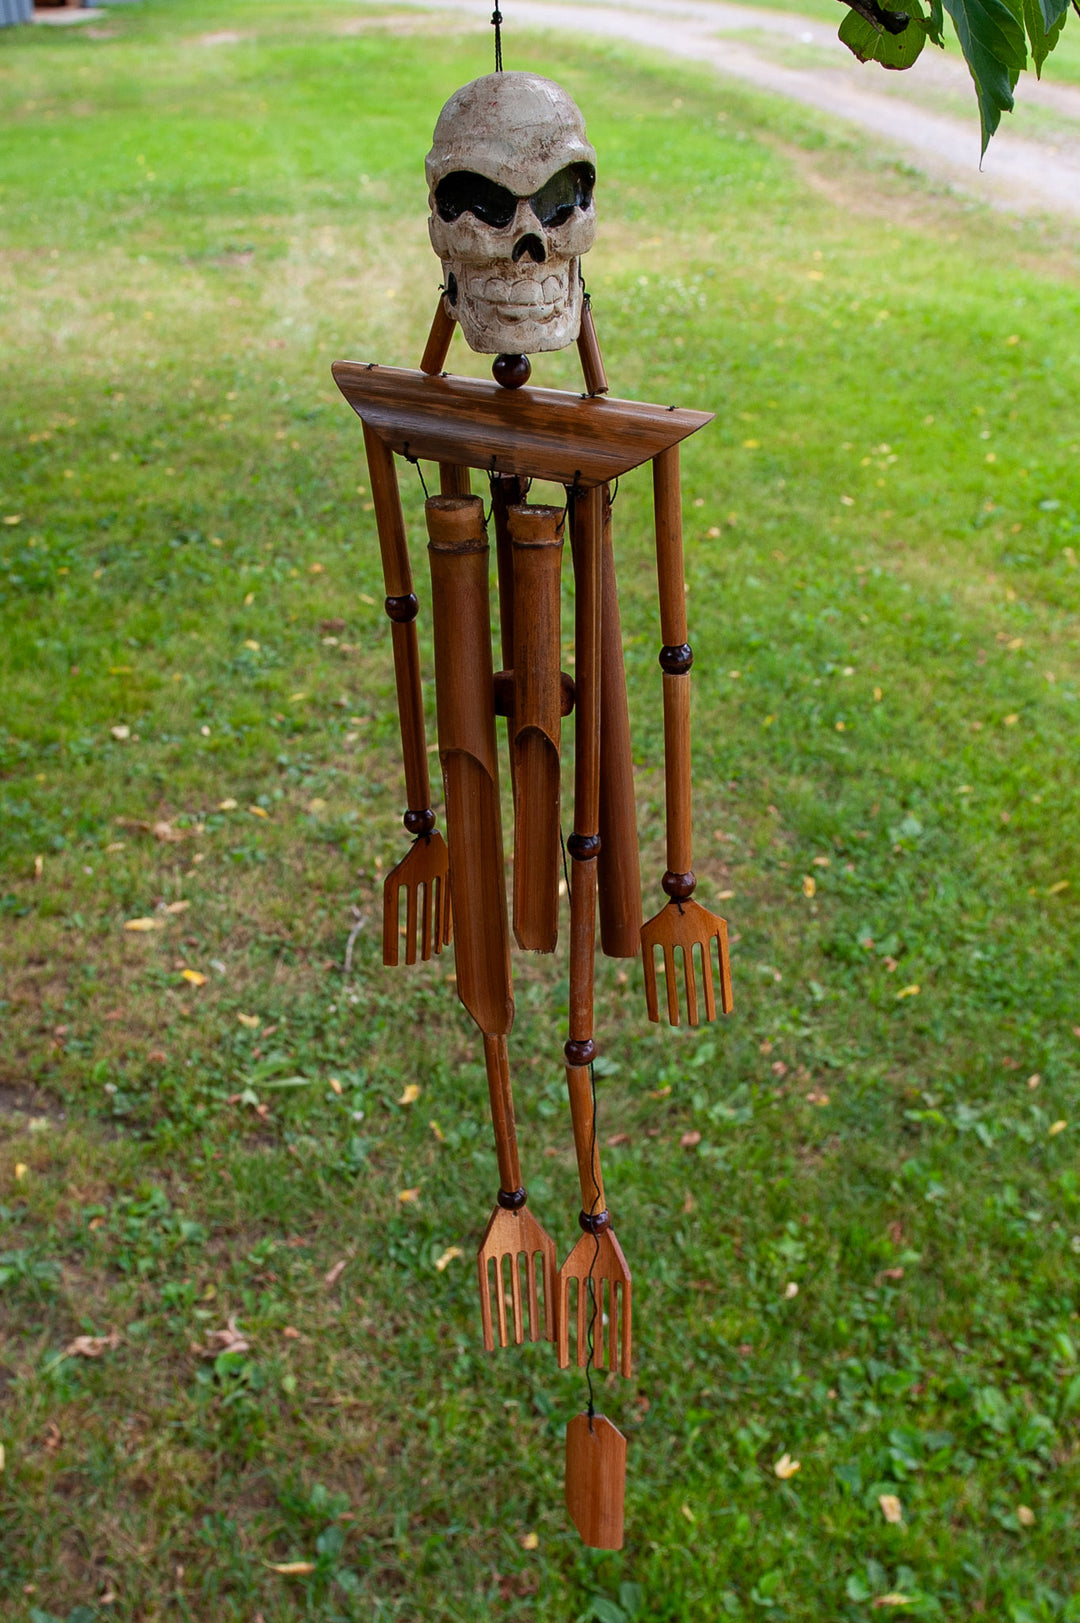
{"left": 837, "top": 0, "right": 912, "bottom": 32}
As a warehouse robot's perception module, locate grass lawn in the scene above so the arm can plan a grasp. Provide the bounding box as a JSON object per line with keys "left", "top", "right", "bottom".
{"left": 2, "top": 1, "right": 1080, "bottom": 1619}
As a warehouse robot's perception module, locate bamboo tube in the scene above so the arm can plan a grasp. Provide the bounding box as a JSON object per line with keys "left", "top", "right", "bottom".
{"left": 509, "top": 503, "right": 564, "bottom": 953}
{"left": 652, "top": 445, "right": 688, "bottom": 646}
{"left": 566, "top": 1057, "right": 605, "bottom": 1212}
{"left": 597, "top": 487, "right": 642, "bottom": 958}
{"left": 426, "top": 496, "right": 513, "bottom": 1039}
{"left": 652, "top": 444, "right": 695, "bottom": 886}
{"left": 483, "top": 1033, "right": 521, "bottom": 1195}
{"left": 490, "top": 474, "right": 525, "bottom": 671}
{"left": 662, "top": 672, "right": 692, "bottom": 876}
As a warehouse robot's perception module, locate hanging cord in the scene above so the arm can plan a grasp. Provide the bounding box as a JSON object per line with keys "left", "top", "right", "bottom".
{"left": 402, "top": 445, "right": 430, "bottom": 501}
{"left": 560, "top": 823, "right": 604, "bottom": 1426}
{"left": 491, "top": 4, "right": 503, "bottom": 70}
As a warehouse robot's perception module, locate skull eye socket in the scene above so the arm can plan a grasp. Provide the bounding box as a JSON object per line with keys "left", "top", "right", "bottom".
{"left": 435, "top": 171, "right": 519, "bottom": 229}
{"left": 529, "top": 163, "right": 595, "bottom": 228}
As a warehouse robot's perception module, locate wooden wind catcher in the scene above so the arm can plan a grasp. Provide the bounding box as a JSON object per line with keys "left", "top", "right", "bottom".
{"left": 332, "top": 68, "right": 732, "bottom": 1551}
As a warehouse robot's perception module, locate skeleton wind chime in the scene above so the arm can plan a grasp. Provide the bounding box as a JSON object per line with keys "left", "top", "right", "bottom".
{"left": 332, "top": 49, "right": 732, "bottom": 1550}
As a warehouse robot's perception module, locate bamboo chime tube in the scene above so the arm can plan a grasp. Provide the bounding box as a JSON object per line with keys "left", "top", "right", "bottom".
{"left": 362, "top": 422, "right": 430, "bottom": 819}
{"left": 576, "top": 298, "right": 609, "bottom": 397}
{"left": 509, "top": 503, "right": 565, "bottom": 954}
{"left": 652, "top": 444, "right": 694, "bottom": 883}
{"left": 425, "top": 496, "right": 514, "bottom": 1042}
{"left": 566, "top": 484, "right": 606, "bottom": 1215}
{"left": 597, "top": 487, "right": 642, "bottom": 958}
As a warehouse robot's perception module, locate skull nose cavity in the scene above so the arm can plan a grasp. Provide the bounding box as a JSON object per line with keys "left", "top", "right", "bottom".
{"left": 512, "top": 233, "right": 547, "bottom": 265}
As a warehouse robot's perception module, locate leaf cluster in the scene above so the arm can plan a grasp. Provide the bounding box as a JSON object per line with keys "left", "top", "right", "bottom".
{"left": 836, "top": 0, "right": 1073, "bottom": 151}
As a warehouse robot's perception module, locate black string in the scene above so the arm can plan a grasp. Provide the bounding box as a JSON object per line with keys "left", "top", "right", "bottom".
{"left": 491, "top": 4, "right": 503, "bottom": 70}
{"left": 403, "top": 446, "right": 430, "bottom": 501}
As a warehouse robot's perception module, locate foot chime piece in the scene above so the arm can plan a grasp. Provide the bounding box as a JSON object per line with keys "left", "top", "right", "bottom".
{"left": 332, "top": 67, "right": 732, "bottom": 1550}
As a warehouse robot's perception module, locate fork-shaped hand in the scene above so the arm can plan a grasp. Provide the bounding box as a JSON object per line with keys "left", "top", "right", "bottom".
{"left": 557, "top": 1221, "right": 632, "bottom": 1377}
{"left": 382, "top": 832, "right": 452, "bottom": 966}
{"left": 640, "top": 894, "right": 732, "bottom": 1027}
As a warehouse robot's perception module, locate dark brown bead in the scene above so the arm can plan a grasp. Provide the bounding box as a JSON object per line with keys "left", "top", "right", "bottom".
{"left": 566, "top": 831, "right": 600, "bottom": 862}
{"left": 578, "top": 1208, "right": 611, "bottom": 1235}
{"left": 492, "top": 353, "right": 531, "bottom": 390}
{"left": 662, "top": 868, "right": 696, "bottom": 900}
{"left": 659, "top": 642, "right": 693, "bottom": 674}
{"left": 384, "top": 592, "right": 419, "bottom": 624}
{"left": 564, "top": 1037, "right": 596, "bottom": 1067}
{"left": 497, "top": 1186, "right": 527, "bottom": 1211}
{"left": 403, "top": 807, "right": 436, "bottom": 836}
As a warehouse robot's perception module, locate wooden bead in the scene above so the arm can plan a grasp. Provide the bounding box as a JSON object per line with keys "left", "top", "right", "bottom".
{"left": 662, "top": 868, "right": 696, "bottom": 900}
{"left": 497, "top": 1186, "right": 527, "bottom": 1211}
{"left": 403, "top": 807, "right": 435, "bottom": 836}
{"left": 578, "top": 1208, "right": 611, "bottom": 1234}
{"left": 564, "top": 1037, "right": 596, "bottom": 1067}
{"left": 384, "top": 592, "right": 419, "bottom": 624}
{"left": 492, "top": 353, "right": 531, "bottom": 389}
{"left": 567, "top": 831, "right": 601, "bottom": 862}
{"left": 659, "top": 642, "right": 693, "bottom": 674}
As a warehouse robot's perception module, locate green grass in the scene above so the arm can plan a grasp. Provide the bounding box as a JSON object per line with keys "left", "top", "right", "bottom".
{"left": 2, "top": 2, "right": 1080, "bottom": 1620}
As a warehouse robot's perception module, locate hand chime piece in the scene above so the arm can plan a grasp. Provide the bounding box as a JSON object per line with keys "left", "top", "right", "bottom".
{"left": 333, "top": 68, "right": 732, "bottom": 1551}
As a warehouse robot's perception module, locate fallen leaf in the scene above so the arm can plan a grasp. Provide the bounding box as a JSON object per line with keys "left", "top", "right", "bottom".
{"left": 812, "top": 855, "right": 831, "bottom": 868}
{"left": 244, "top": 639, "right": 260, "bottom": 651}
{"left": 147, "top": 1048, "right": 167, "bottom": 1063}
{"left": 784, "top": 1281, "right": 799, "bottom": 1299}
{"left": 607, "top": 1132, "right": 631, "bottom": 1147}
{"left": 398, "top": 1083, "right": 420, "bottom": 1105}
{"left": 154, "top": 821, "right": 193, "bottom": 843}
{"left": 111, "top": 724, "right": 131, "bottom": 741}
{"left": 1027, "top": 1073, "right": 1041, "bottom": 1089}
{"left": 435, "top": 1246, "right": 462, "bottom": 1272}
{"left": 218, "top": 798, "right": 238, "bottom": 810}
{"left": 520, "top": 1531, "right": 539, "bottom": 1550}
{"left": 15, "top": 1163, "right": 28, "bottom": 1180}
{"left": 878, "top": 1493, "right": 903, "bottom": 1524}
{"left": 282, "top": 1326, "right": 301, "bottom": 1340}
{"left": 164, "top": 899, "right": 190, "bottom": 914}
{"left": 328, "top": 1076, "right": 342, "bottom": 1094}
{"left": 324, "top": 1260, "right": 347, "bottom": 1288}
{"left": 181, "top": 969, "right": 208, "bottom": 986}
{"left": 265, "top": 1562, "right": 315, "bottom": 1576}
{"left": 1017, "top": 1504, "right": 1035, "bottom": 1526}
{"left": 774, "top": 1453, "right": 801, "bottom": 1479}
{"left": 65, "top": 1332, "right": 121, "bottom": 1358}
{"left": 1048, "top": 880, "right": 1070, "bottom": 895}
{"left": 874, "top": 1597, "right": 914, "bottom": 1609}
{"left": 32, "top": 854, "right": 43, "bottom": 880}
{"left": 680, "top": 1502, "right": 696, "bottom": 1522}
{"left": 124, "top": 917, "right": 162, "bottom": 932}
{"left": 802, "top": 875, "right": 816, "bottom": 898}
{"left": 307, "top": 798, "right": 327, "bottom": 813}
{"left": 1004, "top": 713, "right": 1019, "bottom": 726}
{"left": 428, "top": 1118, "right": 444, "bottom": 1140}
{"left": 680, "top": 1130, "right": 702, "bottom": 1149}
{"left": 237, "top": 1013, "right": 260, "bottom": 1029}
{"left": 398, "top": 1187, "right": 421, "bottom": 1203}
{"left": 896, "top": 984, "right": 920, "bottom": 999}
{"left": 1050, "top": 1120, "right": 1067, "bottom": 1136}
{"left": 877, "top": 1267, "right": 904, "bottom": 1282}
{"left": 248, "top": 805, "right": 270, "bottom": 818}
{"left": 200, "top": 1317, "right": 250, "bottom": 1355}
{"left": 649, "top": 1085, "right": 672, "bottom": 1099}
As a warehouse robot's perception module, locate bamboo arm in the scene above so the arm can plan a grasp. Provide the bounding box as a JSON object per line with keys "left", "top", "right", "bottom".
{"left": 418, "top": 300, "right": 471, "bottom": 498}
{"left": 577, "top": 297, "right": 609, "bottom": 397}
{"left": 362, "top": 420, "right": 432, "bottom": 823}
{"left": 651, "top": 445, "right": 696, "bottom": 895}
{"left": 483, "top": 1034, "right": 522, "bottom": 1196}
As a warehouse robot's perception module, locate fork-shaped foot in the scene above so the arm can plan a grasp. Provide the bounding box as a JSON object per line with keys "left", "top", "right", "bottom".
{"left": 382, "top": 832, "right": 452, "bottom": 966}
{"left": 640, "top": 897, "right": 732, "bottom": 1026}
{"left": 557, "top": 1221, "right": 632, "bottom": 1378}
{"left": 477, "top": 1200, "right": 557, "bottom": 1351}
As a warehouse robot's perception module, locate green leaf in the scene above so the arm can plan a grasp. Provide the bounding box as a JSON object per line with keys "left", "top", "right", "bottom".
{"left": 1023, "top": 0, "right": 1066, "bottom": 71}
{"left": 589, "top": 1599, "right": 627, "bottom": 1623}
{"left": 839, "top": 3, "right": 928, "bottom": 67}
{"left": 926, "top": 0, "right": 946, "bottom": 40}
{"left": 942, "top": 0, "right": 1028, "bottom": 151}
{"left": 1038, "top": 0, "right": 1069, "bottom": 26}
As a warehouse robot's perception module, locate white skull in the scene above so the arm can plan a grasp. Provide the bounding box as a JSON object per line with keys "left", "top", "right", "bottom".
{"left": 427, "top": 73, "right": 597, "bottom": 356}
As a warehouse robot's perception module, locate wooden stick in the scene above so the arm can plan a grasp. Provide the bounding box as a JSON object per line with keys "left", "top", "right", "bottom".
{"left": 420, "top": 296, "right": 455, "bottom": 377}
{"left": 565, "top": 485, "right": 606, "bottom": 1215}
{"left": 490, "top": 474, "right": 525, "bottom": 672}
{"left": 509, "top": 503, "right": 564, "bottom": 954}
{"left": 597, "top": 487, "right": 642, "bottom": 958}
{"left": 576, "top": 298, "right": 609, "bottom": 397}
{"left": 652, "top": 445, "right": 695, "bottom": 891}
{"left": 362, "top": 421, "right": 430, "bottom": 819}
{"left": 483, "top": 1033, "right": 521, "bottom": 1196}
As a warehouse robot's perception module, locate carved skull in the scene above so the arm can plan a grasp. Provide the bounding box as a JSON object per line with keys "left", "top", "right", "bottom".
{"left": 427, "top": 72, "right": 597, "bottom": 356}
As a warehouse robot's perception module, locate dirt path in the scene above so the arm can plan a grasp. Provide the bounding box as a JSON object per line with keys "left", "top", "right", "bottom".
{"left": 399, "top": 0, "right": 1080, "bottom": 220}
